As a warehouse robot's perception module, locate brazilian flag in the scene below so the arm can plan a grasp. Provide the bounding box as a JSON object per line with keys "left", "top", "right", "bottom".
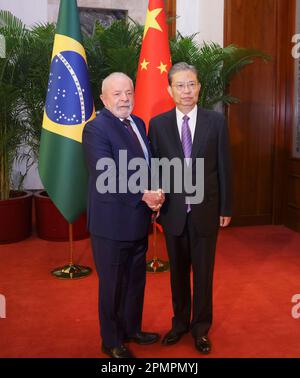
{"left": 38, "top": 0, "right": 95, "bottom": 223}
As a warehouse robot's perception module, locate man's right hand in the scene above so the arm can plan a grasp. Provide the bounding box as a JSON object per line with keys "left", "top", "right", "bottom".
{"left": 142, "top": 189, "right": 165, "bottom": 211}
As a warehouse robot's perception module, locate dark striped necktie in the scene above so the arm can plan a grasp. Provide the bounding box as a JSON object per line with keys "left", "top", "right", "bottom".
{"left": 122, "top": 118, "right": 141, "bottom": 148}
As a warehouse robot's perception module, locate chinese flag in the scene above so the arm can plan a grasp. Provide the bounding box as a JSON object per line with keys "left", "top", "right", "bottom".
{"left": 133, "top": 0, "right": 174, "bottom": 132}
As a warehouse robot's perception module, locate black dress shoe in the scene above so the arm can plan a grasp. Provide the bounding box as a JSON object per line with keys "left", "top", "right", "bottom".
{"left": 102, "top": 344, "right": 135, "bottom": 358}
{"left": 161, "top": 329, "right": 187, "bottom": 345}
{"left": 125, "top": 331, "right": 160, "bottom": 345}
{"left": 194, "top": 335, "right": 211, "bottom": 354}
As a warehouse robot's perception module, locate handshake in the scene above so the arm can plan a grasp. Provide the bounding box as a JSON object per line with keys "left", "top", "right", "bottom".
{"left": 142, "top": 189, "right": 165, "bottom": 212}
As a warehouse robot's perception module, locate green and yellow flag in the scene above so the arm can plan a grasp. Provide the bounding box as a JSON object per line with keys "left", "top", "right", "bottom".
{"left": 38, "top": 0, "right": 95, "bottom": 224}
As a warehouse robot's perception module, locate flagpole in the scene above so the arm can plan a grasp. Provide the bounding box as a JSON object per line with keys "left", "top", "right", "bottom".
{"left": 51, "top": 223, "right": 92, "bottom": 279}
{"left": 69, "top": 222, "right": 74, "bottom": 265}
{"left": 146, "top": 212, "right": 169, "bottom": 273}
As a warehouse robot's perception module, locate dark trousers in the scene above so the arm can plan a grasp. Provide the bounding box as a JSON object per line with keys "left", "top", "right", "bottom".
{"left": 91, "top": 235, "right": 148, "bottom": 348}
{"left": 164, "top": 214, "right": 217, "bottom": 338}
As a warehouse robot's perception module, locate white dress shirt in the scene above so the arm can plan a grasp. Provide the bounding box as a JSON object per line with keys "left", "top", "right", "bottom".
{"left": 176, "top": 105, "right": 198, "bottom": 143}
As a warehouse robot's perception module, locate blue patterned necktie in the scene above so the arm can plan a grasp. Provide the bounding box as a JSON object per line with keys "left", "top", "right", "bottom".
{"left": 181, "top": 115, "right": 192, "bottom": 212}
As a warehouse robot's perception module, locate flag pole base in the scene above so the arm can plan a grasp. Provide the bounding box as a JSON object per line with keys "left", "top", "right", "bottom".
{"left": 51, "top": 264, "right": 92, "bottom": 279}
{"left": 146, "top": 258, "right": 169, "bottom": 273}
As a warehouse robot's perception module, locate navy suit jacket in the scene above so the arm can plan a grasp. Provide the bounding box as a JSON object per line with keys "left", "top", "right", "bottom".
{"left": 82, "top": 108, "right": 152, "bottom": 241}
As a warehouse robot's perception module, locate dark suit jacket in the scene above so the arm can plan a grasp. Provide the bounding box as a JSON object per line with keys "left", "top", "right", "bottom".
{"left": 148, "top": 106, "right": 232, "bottom": 237}
{"left": 82, "top": 108, "right": 152, "bottom": 241}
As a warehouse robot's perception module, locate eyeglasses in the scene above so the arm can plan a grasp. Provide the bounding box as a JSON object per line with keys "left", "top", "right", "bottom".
{"left": 172, "top": 81, "right": 199, "bottom": 92}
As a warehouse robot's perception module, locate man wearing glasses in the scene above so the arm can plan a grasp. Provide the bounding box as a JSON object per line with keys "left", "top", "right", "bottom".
{"left": 148, "top": 62, "right": 232, "bottom": 354}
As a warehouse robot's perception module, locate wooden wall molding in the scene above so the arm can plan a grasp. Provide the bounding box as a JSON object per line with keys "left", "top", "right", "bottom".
{"left": 224, "top": 0, "right": 295, "bottom": 228}
{"left": 165, "top": 0, "right": 176, "bottom": 38}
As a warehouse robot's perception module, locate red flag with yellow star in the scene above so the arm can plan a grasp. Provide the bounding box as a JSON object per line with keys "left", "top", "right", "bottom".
{"left": 133, "top": 0, "right": 174, "bottom": 131}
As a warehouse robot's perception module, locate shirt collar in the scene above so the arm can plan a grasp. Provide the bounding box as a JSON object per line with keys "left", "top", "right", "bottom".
{"left": 176, "top": 105, "right": 197, "bottom": 120}
{"left": 119, "top": 115, "right": 133, "bottom": 122}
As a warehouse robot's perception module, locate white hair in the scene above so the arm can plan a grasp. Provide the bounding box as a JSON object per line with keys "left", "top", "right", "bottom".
{"left": 101, "top": 72, "right": 133, "bottom": 94}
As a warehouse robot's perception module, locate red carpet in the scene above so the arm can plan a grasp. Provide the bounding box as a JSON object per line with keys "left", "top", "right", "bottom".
{"left": 0, "top": 225, "right": 300, "bottom": 358}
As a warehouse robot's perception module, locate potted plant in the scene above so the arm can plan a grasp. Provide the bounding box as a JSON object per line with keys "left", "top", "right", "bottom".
{"left": 22, "top": 21, "right": 89, "bottom": 241}
{"left": 0, "top": 13, "right": 32, "bottom": 243}
{"left": 0, "top": 11, "right": 89, "bottom": 242}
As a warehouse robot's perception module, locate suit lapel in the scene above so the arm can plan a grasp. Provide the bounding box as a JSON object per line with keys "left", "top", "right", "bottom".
{"left": 101, "top": 108, "right": 143, "bottom": 156}
{"left": 132, "top": 116, "right": 152, "bottom": 160}
{"left": 166, "top": 109, "right": 185, "bottom": 159}
{"left": 191, "top": 107, "right": 211, "bottom": 159}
